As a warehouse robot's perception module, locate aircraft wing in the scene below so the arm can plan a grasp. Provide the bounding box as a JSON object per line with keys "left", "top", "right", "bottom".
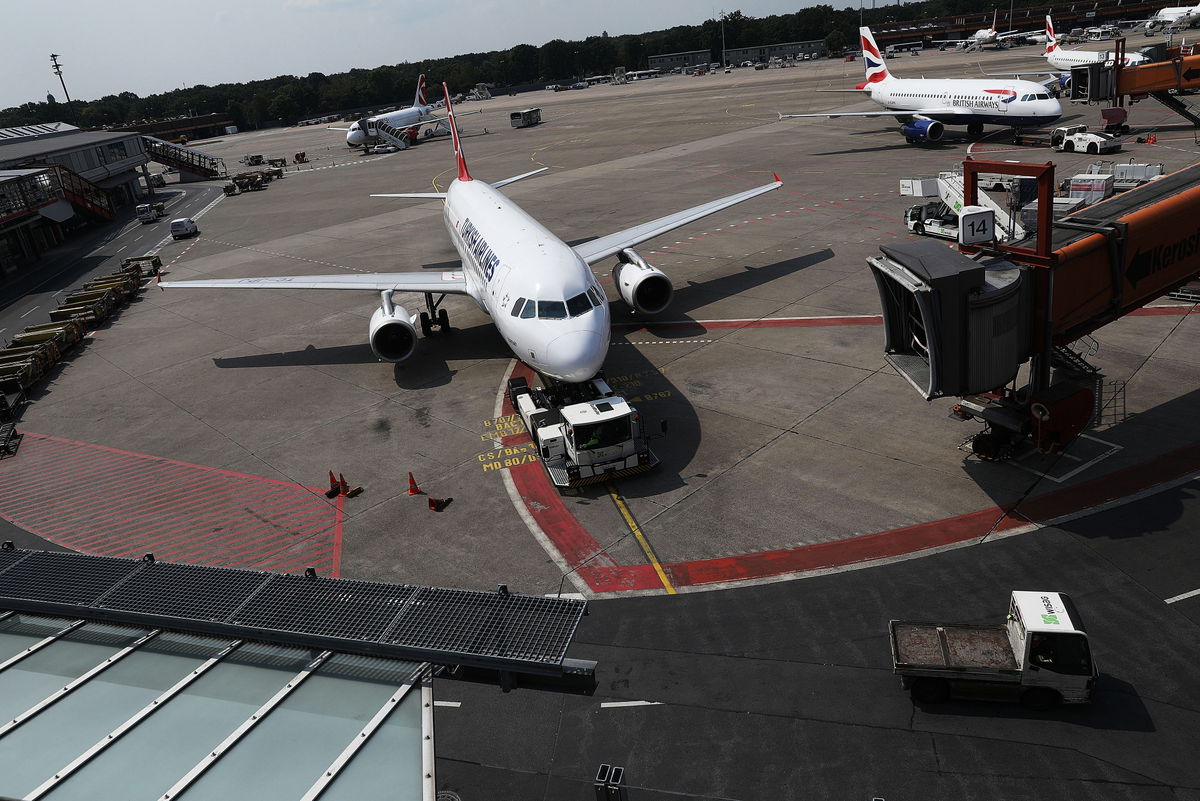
{"left": 572, "top": 177, "right": 782, "bottom": 265}
{"left": 160, "top": 271, "right": 469, "bottom": 294}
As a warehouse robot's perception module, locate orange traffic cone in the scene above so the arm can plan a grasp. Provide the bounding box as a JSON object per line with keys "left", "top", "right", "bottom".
{"left": 407, "top": 471, "right": 421, "bottom": 495}
{"left": 338, "top": 473, "right": 350, "bottom": 496}
{"left": 325, "top": 470, "right": 339, "bottom": 498}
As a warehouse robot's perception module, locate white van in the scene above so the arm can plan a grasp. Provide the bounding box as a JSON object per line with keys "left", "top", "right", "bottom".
{"left": 170, "top": 218, "right": 199, "bottom": 240}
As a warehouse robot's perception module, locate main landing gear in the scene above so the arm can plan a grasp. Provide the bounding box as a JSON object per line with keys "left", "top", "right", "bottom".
{"left": 419, "top": 292, "right": 451, "bottom": 336}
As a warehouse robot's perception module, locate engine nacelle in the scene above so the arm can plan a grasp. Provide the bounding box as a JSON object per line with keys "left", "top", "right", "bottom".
{"left": 901, "top": 118, "right": 944, "bottom": 143}
{"left": 369, "top": 299, "right": 418, "bottom": 362}
{"left": 613, "top": 248, "right": 673, "bottom": 315}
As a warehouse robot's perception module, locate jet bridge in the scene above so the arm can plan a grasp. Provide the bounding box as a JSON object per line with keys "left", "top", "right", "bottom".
{"left": 869, "top": 157, "right": 1200, "bottom": 457}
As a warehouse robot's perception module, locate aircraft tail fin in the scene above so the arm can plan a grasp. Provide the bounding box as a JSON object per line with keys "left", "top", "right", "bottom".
{"left": 415, "top": 74, "right": 427, "bottom": 107}
{"left": 992, "top": 8, "right": 998, "bottom": 32}
{"left": 1045, "top": 15, "right": 1058, "bottom": 53}
{"left": 443, "top": 82, "right": 471, "bottom": 182}
{"left": 858, "top": 27, "right": 892, "bottom": 89}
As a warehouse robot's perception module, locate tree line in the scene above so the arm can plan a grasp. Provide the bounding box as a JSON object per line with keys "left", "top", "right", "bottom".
{"left": 2, "top": 0, "right": 1049, "bottom": 131}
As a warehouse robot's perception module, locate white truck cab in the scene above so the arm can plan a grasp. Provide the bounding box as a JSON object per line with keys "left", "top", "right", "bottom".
{"left": 1006, "top": 591, "right": 1097, "bottom": 704}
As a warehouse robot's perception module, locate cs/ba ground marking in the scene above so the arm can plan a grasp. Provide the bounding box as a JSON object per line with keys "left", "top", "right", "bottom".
{"left": 478, "top": 442, "right": 540, "bottom": 473}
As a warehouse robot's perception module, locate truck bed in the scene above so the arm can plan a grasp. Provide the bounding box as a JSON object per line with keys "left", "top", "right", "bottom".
{"left": 890, "top": 621, "right": 1018, "bottom": 672}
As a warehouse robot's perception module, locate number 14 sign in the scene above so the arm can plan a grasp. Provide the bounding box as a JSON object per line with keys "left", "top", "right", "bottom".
{"left": 957, "top": 206, "right": 995, "bottom": 246}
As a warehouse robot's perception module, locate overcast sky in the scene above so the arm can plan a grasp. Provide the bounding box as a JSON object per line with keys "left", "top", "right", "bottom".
{"left": 3, "top": 0, "right": 816, "bottom": 111}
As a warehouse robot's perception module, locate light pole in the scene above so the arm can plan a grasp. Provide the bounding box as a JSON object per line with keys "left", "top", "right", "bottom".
{"left": 720, "top": 10, "right": 727, "bottom": 67}
{"left": 50, "top": 54, "right": 78, "bottom": 125}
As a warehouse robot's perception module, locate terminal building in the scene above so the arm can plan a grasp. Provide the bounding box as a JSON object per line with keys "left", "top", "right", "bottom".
{"left": 0, "top": 122, "right": 223, "bottom": 279}
{"left": 724, "top": 39, "right": 827, "bottom": 64}
{"left": 647, "top": 50, "right": 713, "bottom": 71}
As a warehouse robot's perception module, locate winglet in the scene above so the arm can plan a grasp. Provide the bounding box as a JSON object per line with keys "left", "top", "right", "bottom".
{"left": 443, "top": 81, "right": 471, "bottom": 182}
{"left": 773, "top": 172, "right": 781, "bottom": 184}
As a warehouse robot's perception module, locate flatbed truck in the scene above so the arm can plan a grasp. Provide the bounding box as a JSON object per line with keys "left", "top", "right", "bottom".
{"left": 890, "top": 590, "right": 1098, "bottom": 710}
{"left": 508, "top": 374, "right": 660, "bottom": 489}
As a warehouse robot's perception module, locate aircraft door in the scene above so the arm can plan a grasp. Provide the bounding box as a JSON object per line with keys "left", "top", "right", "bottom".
{"left": 998, "top": 86, "right": 1015, "bottom": 113}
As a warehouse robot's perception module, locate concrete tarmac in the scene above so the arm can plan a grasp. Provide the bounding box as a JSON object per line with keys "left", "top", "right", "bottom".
{"left": 4, "top": 46, "right": 1200, "bottom": 597}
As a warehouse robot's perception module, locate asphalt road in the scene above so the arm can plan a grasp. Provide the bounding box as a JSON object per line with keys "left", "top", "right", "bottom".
{"left": 433, "top": 475, "right": 1200, "bottom": 800}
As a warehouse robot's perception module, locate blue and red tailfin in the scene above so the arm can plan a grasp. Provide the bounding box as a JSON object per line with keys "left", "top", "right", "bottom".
{"left": 857, "top": 27, "right": 892, "bottom": 90}
{"left": 1045, "top": 15, "right": 1059, "bottom": 54}
{"left": 443, "top": 82, "right": 471, "bottom": 182}
{"left": 414, "top": 74, "right": 427, "bottom": 108}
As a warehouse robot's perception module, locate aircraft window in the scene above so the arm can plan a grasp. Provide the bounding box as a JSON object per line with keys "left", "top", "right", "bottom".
{"left": 511, "top": 297, "right": 527, "bottom": 317}
{"left": 587, "top": 286, "right": 605, "bottom": 306}
{"left": 520, "top": 298, "right": 536, "bottom": 319}
{"left": 1037, "top": 93, "right": 1050, "bottom": 100}
{"left": 567, "top": 292, "right": 592, "bottom": 317}
{"left": 538, "top": 300, "right": 568, "bottom": 319}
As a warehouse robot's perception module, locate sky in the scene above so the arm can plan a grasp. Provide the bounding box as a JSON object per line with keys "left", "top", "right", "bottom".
{"left": 2, "top": 0, "right": 814, "bottom": 111}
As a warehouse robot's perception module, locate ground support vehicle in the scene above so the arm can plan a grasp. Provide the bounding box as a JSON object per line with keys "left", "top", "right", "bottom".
{"left": 890, "top": 591, "right": 1098, "bottom": 710}
{"left": 121, "top": 255, "right": 162, "bottom": 276}
{"left": 1051, "top": 124, "right": 1123, "bottom": 154}
{"left": 903, "top": 200, "right": 959, "bottom": 238}
{"left": 508, "top": 375, "right": 660, "bottom": 489}
{"left": 135, "top": 202, "right": 165, "bottom": 224}
{"left": 170, "top": 218, "right": 200, "bottom": 239}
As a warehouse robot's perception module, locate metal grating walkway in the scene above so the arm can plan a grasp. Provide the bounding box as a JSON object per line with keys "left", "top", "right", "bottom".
{"left": 0, "top": 548, "right": 590, "bottom": 676}
{"left": 0, "top": 432, "right": 341, "bottom": 575}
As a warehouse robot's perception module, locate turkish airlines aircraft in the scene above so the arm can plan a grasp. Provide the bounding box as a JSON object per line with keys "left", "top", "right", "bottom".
{"left": 945, "top": 10, "right": 1025, "bottom": 52}
{"left": 333, "top": 75, "right": 450, "bottom": 153}
{"left": 779, "top": 27, "right": 1062, "bottom": 143}
{"left": 1044, "top": 15, "right": 1149, "bottom": 68}
{"left": 161, "top": 83, "right": 782, "bottom": 383}
{"left": 1143, "top": 2, "right": 1200, "bottom": 30}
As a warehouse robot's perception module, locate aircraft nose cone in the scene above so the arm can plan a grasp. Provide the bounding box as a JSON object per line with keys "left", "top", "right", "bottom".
{"left": 545, "top": 330, "right": 606, "bottom": 382}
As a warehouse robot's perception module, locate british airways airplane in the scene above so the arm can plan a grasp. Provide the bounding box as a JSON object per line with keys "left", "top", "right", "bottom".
{"left": 162, "top": 83, "right": 781, "bottom": 384}
{"left": 1043, "top": 15, "right": 1149, "bottom": 69}
{"left": 779, "top": 27, "right": 1062, "bottom": 144}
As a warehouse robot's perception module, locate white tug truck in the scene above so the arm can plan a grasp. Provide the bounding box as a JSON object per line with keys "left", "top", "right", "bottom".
{"left": 890, "top": 591, "right": 1098, "bottom": 710}
{"left": 508, "top": 374, "right": 661, "bottom": 488}
{"left": 135, "top": 202, "right": 165, "bottom": 224}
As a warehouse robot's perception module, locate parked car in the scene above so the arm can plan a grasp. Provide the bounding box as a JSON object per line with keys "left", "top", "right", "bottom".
{"left": 373, "top": 144, "right": 399, "bottom": 154}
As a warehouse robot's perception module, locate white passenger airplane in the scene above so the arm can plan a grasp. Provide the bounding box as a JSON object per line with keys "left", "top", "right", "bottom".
{"left": 1043, "top": 15, "right": 1149, "bottom": 69}
{"left": 1143, "top": 2, "right": 1200, "bottom": 30}
{"left": 162, "top": 83, "right": 782, "bottom": 384}
{"left": 779, "top": 27, "right": 1062, "bottom": 143}
{"left": 945, "top": 10, "right": 1025, "bottom": 51}
{"left": 333, "top": 75, "right": 454, "bottom": 153}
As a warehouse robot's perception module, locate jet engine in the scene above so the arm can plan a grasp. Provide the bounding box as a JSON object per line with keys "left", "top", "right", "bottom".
{"left": 369, "top": 292, "right": 418, "bottom": 362}
{"left": 901, "top": 119, "right": 944, "bottom": 143}
{"left": 613, "top": 248, "right": 673, "bottom": 315}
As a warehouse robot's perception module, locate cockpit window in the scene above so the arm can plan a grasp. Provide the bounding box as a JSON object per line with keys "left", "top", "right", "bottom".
{"left": 587, "top": 286, "right": 605, "bottom": 306}
{"left": 519, "top": 298, "right": 536, "bottom": 319}
{"left": 538, "top": 300, "right": 567, "bottom": 319}
{"left": 566, "top": 293, "right": 592, "bottom": 317}
{"left": 511, "top": 297, "right": 527, "bottom": 317}
{"left": 1036, "top": 93, "right": 1050, "bottom": 100}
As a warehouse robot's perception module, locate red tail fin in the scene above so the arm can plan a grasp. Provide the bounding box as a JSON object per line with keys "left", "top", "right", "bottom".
{"left": 443, "top": 82, "right": 471, "bottom": 182}
{"left": 415, "top": 74, "right": 426, "bottom": 107}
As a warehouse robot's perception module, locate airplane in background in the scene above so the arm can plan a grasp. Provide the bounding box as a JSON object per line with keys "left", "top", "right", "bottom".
{"left": 331, "top": 75, "right": 461, "bottom": 153}
{"left": 943, "top": 10, "right": 1026, "bottom": 52}
{"left": 1044, "top": 15, "right": 1149, "bottom": 69}
{"left": 162, "top": 83, "right": 782, "bottom": 384}
{"left": 1142, "top": 2, "right": 1200, "bottom": 31}
{"left": 779, "top": 27, "right": 1062, "bottom": 145}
